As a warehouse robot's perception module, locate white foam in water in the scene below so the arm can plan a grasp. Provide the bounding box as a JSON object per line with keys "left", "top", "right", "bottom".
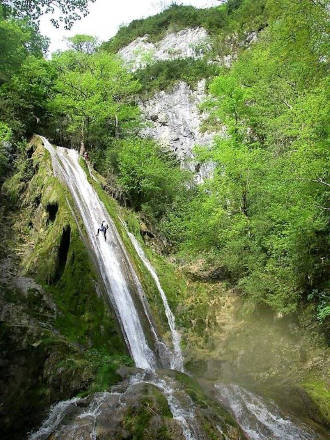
{"left": 128, "top": 372, "right": 198, "bottom": 440}
{"left": 215, "top": 383, "right": 316, "bottom": 440}
{"left": 28, "top": 397, "right": 80, "bottom": 440}
{"left": 38, "top": 137, "right": 198, "bottom": 440}
{"left": 42, "top": 137, "right": 156, "bottom": 370}
{"left": 125, "top": 228, "right": 184, "bottom": 371}
{"left": 149, "top": 376, "right": 197, "bottom": 440}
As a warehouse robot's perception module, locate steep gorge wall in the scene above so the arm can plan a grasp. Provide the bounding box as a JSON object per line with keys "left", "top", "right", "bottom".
{"left": 140, "top": 80, "right": 216, "bottom": 182}
{"left": 0, "top": 137, "right": 128, "bottom": 439}
{"left": 119, "top": 27, "right": 218, "bottom": 181}
{"left": 118, "top": 26, "right": 256, "bottom": 181}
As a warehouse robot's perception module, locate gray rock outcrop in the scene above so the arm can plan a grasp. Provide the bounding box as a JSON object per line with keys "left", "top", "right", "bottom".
{"left": 119, "top": 27, "right": 210, "bottom": 71}
{"left": 119, "top": 28, "right": 217, "bottom": 181}
{"left": 140, "top": 80, "right": 218, "bottom": 182}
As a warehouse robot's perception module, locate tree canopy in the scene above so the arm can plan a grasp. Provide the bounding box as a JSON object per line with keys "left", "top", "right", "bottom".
{"left": 162, "top": 0, "right": 329, "bottom": 318}
{"left": 50, "top": 48, "right": 141, "bottom": 154}
{"left": 1, "top": 0, "right": 95, "bottom": 29}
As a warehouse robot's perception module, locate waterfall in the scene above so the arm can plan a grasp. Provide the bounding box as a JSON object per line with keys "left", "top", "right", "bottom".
{"left": 42, "top": 137, "right": 158, "bottom": 370}
{"left": 214, "top": 383, "right": 316, "bottom": 440}
{"left": 38, "top": 137, "right": 198, "bottom": 440}
{"left": 32, "top": 138, "right": 321, "bottom": 440}
{"left": 125, "top": 229, "right": 184, "bottom": 372}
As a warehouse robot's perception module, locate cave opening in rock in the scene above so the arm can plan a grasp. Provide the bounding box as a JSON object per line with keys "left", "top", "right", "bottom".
{"left": 26, "top": 146, "right": 34, "bottom": 158}
{"left": 34, "top": 194, "right": 41, "bottom": 207}
{"left": 53, "top": 225, "right": 71, "bottom": 283}
{"left": 46, "top": 202, "right": 58, "bottom": 223}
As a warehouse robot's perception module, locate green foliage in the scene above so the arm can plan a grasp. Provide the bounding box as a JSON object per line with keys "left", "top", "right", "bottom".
{"left": 102, "top": 4, "right": 229, "bottom": 53}
{"left": 77, "top": 349, "right": 133, "bottom": 394}
{"left": 0, "top": 122, "right": 12, "bottom": 178}
{"left": 2, "top": 0, "right": 96, "bottom": 29}
{"left": 0, "top": 56, "right": 56, "bottom": 136}
{"left": 0, "top": 9, "right": 48, "bottom": 84}
{"left": 135, "top": 58, "right": 220, "bottom": 96}
{"left": 308, "top": 290, "right": 330, "bottom": 323}
{"left": 66, "top": 33, "right": 99, "bottom": 53}
{"left": 50, "top": 48, "right": 141, "bottom": 150}
{"left": 164, "top": 0, "right": 329, "bottom": 317}
{"left": 228, "top": 0, "right": 267, "bottom": 34}
{"left": 0, "top": 8, "right": 51, "bottom": 141}
{"left": 115, "top": 138, "right": 192, "bottom": 219}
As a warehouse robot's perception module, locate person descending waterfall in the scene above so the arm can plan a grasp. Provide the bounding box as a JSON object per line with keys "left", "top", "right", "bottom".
{"left": 96, "top": 220, "right": 109, "bottom": 241}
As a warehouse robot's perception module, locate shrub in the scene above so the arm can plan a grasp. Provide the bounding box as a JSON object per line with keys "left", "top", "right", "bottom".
{"left": 116, "top": 138, "right": 192, "bottom": 219}
{"left": 134, "top": 58, "right": 220, "bottom": 96}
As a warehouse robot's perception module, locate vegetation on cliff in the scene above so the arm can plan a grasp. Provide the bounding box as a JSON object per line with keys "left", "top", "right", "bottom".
{"left": 0, "top": 137, "right": 130, "bottom": 439}
{"left": 102, "top": 0, "right": 266, "bottom": 54}
{"left": 0, "top": 0, "right": 328, "bottom": 345}
{"left": 0, "top": 0, "right": 329, "bottom": 436}
{"left": 160, "top": 0, "right": 329, "bottom": 323}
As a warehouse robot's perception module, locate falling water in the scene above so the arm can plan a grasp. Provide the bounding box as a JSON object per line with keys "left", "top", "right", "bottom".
{"left": 32, "top": 138, "right": 322, "bottom": 440}
{"left": 39, "top": 137, "right": 198, "bottom": 440}
{"left": 125, "top": 228, "right": 184, "bottom": 371}
{"left": 42, "top": 137, "right": 158, "bottom": 370}
{"left": 28, "top": 397, "right": 81, "bottom": 440}
{"left": 215, "top": 383, "right": 317, "bottom": 440}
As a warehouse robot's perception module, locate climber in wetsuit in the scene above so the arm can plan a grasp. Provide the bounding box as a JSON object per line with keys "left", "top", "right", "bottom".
{"left": 96, "top": 220, "right": 109, "bottom": 241}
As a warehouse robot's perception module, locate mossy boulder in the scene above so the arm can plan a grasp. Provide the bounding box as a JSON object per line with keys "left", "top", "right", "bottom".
{"left": 0, "top": 137, "right": 130, "bottom": 439}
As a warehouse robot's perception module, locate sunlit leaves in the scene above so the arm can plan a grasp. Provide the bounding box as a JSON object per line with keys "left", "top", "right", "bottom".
{"left": 2, "top": 0, "right": 96, "bottom": 29}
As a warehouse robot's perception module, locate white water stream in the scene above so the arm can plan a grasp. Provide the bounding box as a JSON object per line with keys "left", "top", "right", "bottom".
{"left": 29, "top": 138, "right": 322, "bottom": 440}
{"left": 125, "top": 228, "right": 184, "bottom": 372}
{"left": 215, "top": 383, "right": 317, "bottom": 440}
{"left": 38, "top": 137, "right": 197, "bottom": 439}
{"left": 42, "top": 137, "right": 158, "bottom": 370}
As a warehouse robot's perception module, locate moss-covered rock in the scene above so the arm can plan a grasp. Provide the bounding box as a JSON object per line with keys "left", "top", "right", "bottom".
{"left": 32, "top": 370, "right": 247, "bottom": 440}
{"left": 302, "top": 380, "right": 330, "bottom": 424}
{"left": 0, "top": 137, "right": 130, "bottom": 439}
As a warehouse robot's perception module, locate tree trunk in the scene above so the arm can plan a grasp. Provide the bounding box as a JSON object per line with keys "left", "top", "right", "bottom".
{"left": 115, "top": 114, "right": 119, "bottom": 138}
{"left": 79, "top": 122, "right": 85, "bottom": 155}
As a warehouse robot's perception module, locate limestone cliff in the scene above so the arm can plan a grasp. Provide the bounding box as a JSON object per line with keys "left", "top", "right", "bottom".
{"left": 119, "top": 27, "right": 218, "bottom": 181}
{"left": 118, "top": 26, "right": 257, "bottom": 181}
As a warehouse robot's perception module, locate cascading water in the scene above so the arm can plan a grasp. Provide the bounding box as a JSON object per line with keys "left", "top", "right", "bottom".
{"left": 42, "top": 137, "right": 158, "bottom": 370}
{"left": 29, "top": 398, "right": 81, "bottom": 440}
{"left": 30, "top": 138, "right": 323, "bottom": 440}
{"left": 125, "top": 227, "right": 184, "bottom": 372}
{"left": 214, "top": 383, "right": 317, "bottom": 440}
{"left": 37, "top": 137, "right": 197, "bottom": 439}
{"left": 29, "top": 374, "right": 200, "bottom": 440}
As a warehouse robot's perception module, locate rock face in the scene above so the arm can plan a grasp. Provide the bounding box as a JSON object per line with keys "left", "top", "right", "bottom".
{"left": 29, "top": 369, "right": 246, "bottom": 440}
{"left": 0, "top": 138, "right": 128, "bottom": 440}
{"left": 119, "top": 27, "right": 261, "bottom": 181}
{"left": 140, "top": 80, "right": 217, "bottom": 182}
{"left": 119, "top": 28, "right": 217, "bottom": 181}
{"left": 119, "top": 27, "right": 210, "bottom": 71}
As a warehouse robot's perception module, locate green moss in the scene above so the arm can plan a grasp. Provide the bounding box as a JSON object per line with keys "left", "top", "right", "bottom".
{"left": 302, "top": 380, "right": 330, "bottom": 423}
{"left": 174, "top": 372, "right": 236, "bottom": 425}
{"left": 123, "top": 384, "right": 173, "bottom": 440}
{"left": 1, "top": 136, "right": 131, "bottom": 424}
{"left": 6, "top": 138, "right": 125, "bottom": 355}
